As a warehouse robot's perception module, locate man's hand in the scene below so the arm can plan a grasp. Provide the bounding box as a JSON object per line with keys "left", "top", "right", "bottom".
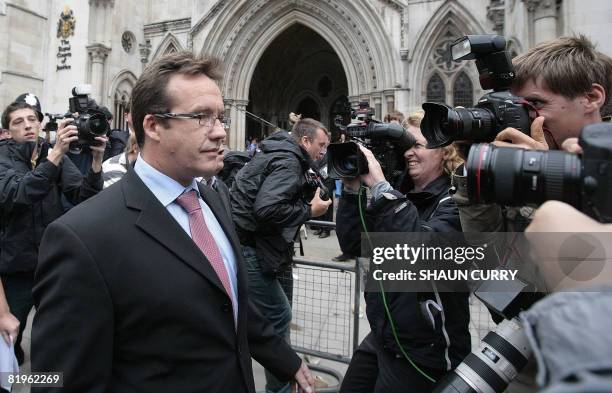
{"left": 0, "top": 311, "right": 19, "bottom": 345}
{"left": 309, "top": 187, "right": 332, "bottom": 218}
{"left": 526, "top": 201, "right": 609, "bottom": 233}
{"left": 90, "top": 136, "right": 109, "bottom": 173}
{"left": 561, "top": 137, "right": 582, "bottom": 154}
{"left": 292, "top": 361, "right": 315, "bottom": 393}
{"left": 493, "top": 116, "right": 548, "bottom": 150}
{"left": 526, "top": 201, "right": 612, "bottom": 291}
{"left": 357, "top": 145, "right": 386, "bottom": 188}
{"left": 47, "top": 118, "right": 79, "bottom": 166}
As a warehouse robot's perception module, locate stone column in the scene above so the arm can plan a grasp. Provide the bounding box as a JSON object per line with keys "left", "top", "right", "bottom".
{"left": 384, "top": 91, "right": 396, "bottom": 116}
{"left": 228, "top": 99, "right": 249, "bottom": 151}
{"left": 87, "top": 43, "right": 111, "bottom": 103}
{"left": 526, "top": 0, "right": 557, "bottom": 44}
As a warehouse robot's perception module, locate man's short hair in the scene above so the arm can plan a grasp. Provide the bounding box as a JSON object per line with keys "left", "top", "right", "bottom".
{"left": 2, "top": 102, "right": 37, "bottom": 129}
{"left": 131, "top": 51, "right": 223, "bottom": 148}
{"left": 291, "top": 118, "right": 328, "bottom": 142}
{"left": 513, "top": 35, "right": 612, "bottom": 108}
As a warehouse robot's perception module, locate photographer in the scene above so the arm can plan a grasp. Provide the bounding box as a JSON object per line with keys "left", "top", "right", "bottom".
{"left": 435, "top": 35, "right": 612, "bottom": 393}
{"left": 338, "top": 113, "right": 469, "bottom": 393}
{"left": 454, "top": 35, "right": 612, "bottom": 233}
{"left": 230, "top": 118, "right": 331, "bottom": 393}
{"left": 0, "top": 101, "right": 105, "bottom": 364}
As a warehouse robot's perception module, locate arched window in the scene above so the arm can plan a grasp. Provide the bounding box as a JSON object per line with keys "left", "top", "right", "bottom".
{"left": 453, "top": 72, "right": 473, "bottom": 107}
{"left": 426, "top": 73, "right": 445, "bottom": 103}
{"left": 113, "top": 92, "right": 130, "bottom": 130}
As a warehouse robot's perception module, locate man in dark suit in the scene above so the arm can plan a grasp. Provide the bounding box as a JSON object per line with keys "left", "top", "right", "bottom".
{"left": 32, "top": 51, "right": 315, "bottom": 393}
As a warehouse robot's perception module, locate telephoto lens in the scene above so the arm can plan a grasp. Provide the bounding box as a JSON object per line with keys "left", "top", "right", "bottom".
{"left": 433, "top": 318, "right": 532, "bottom": 393}
{"left": 421, "top": 91, "right": 530, "bottom": 149}
{"left": 466, "top": 143, "right": 581, "bottom": 207}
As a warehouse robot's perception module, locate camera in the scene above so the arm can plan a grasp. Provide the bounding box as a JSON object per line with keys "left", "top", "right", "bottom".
{"left": 421, "top": 35, "right": 531, "bottom": 148}
{"left": 466, "top": 122, "right": 612, "bottom": 224}
{"left": 66, "top": 84, "right": 110, "bottom": 146}
{"left": 433, "top": 277, "right": 543, "bottom": 393}
{"left": 43, "top": 113, "right": 66, "bottom": 132}
{"left": 327, "top": 102, "right": 416, "bottom": 182}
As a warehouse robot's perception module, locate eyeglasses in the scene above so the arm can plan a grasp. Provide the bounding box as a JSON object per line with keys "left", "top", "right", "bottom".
{"left": 152, "top": 112, "right": 231, "bottom": 130}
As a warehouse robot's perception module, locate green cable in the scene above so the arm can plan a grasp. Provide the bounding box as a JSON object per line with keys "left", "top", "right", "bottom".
{"left": 358, "top": 186, "right": 437, "bottom": 383}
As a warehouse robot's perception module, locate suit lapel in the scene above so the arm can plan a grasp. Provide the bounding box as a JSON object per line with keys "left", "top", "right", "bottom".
{"left": 122, "top": 170, "right": 228, "bottom": 296}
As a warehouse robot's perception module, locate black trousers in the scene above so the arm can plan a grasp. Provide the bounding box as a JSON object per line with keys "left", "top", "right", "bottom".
{"left": 1, "top": 271, "right": 35, "bottom": 351}
{"left": 341, "top": 332, "right": 446, "bottom": 393}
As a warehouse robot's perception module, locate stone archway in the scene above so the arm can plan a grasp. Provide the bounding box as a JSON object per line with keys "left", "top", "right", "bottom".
{"left": 244, "top": 23, "right": 348, "bottom": 142}
{"left": 197, "top": 0, "right": 397, "bottom": 150}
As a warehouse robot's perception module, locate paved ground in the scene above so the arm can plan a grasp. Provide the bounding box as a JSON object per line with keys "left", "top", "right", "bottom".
{"left": 14, "top": 223, "right": 496, "bottom": 392}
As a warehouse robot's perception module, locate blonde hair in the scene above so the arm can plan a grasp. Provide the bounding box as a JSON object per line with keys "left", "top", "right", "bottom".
{"left": 441, "top": 144, "right": 463, "bottom": 175}
{"left": 288, "top": 112, "right": 302, "bottom": 125}
{"left": 384, "top": 111, "right": 404, "bottom": 123}
{"left": 402, "top": 110, "right": 424, "bottom": 129}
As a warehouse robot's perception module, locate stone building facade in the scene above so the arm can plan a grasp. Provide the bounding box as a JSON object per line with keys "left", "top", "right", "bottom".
{"left": 1, "top": 0, "right": 610, "bottom": 149}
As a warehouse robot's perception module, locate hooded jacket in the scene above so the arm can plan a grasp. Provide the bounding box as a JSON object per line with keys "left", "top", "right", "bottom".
{"left": 0, "top": 139, "right": 102, "bottom": 274}
{"left": 230, "top": 131, "right": 314, "bottom": 274}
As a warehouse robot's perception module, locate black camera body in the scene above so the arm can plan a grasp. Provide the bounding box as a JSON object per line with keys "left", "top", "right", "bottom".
{"left": 327, "top": 102, "right": 415, "bottom": 182}
{"left": 43, "top": 113, "right": 66, "bottom": 132}
{"left": 467, "top": 122, "right": 612, "bottom": 224}
{"left": 66, "top": 85, "right": 110, "bottom": 146}
{"left": 421, "top": 35, "right": 531, "bottom": 148}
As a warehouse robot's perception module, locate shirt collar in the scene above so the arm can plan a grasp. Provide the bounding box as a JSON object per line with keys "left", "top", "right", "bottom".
{"left": 134, "top": 153, "right": 200, "bottom": 207}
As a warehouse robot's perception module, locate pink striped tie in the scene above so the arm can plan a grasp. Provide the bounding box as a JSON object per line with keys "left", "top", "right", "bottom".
{"left": 176, "top": 190, "right": 234, "bottom": 305}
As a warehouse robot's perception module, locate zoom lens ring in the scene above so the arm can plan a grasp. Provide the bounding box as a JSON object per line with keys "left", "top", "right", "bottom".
{"left": 483, "top": 332, "right": 529, "bottom": 371}
{"left": 463, "top": 353, "right": 508, "bottom": 393}
{"left": 543, "top": 151, "right": 568, "bottom": 203}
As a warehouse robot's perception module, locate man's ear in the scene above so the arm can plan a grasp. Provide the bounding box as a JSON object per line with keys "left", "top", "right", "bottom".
{"left": 584, "top": 83, "right": 606, "bottom": 114}
{"left": 143, "top": 114, "right": 161, "bottom": 143}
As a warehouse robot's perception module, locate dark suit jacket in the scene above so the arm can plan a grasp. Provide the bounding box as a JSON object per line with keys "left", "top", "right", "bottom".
{"left": 32, "top": 169, "right": 301, "bottom": 393}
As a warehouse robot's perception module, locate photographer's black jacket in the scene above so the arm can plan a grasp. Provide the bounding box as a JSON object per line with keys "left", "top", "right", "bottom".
{"left": 230, "top": 131, "right": 313, "bottom": 274}
{"left": 0, "top": 139, "right": 102, "bottom": 274}
{"left": 337, "top": 174, "right": 471, "bottom": 371}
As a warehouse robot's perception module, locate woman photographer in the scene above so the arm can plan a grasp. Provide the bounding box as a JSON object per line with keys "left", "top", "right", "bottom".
{"left": 338, "top": 112, "right": 469, "bottom": 393}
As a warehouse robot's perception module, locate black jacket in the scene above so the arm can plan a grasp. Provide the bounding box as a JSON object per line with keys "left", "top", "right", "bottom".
{"left": 0, "top": 139, "right": 102, "bottom": 274}
{"left": 337, "top": 174, "right": 471, "bottom": 371}
{"left": 230, "top": 131, "right": 313, "bottom": 274}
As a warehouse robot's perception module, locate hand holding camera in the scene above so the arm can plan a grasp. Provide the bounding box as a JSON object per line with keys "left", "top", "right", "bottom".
{"left": 309, "top": 186, "right": 332, "bottom": 218}
{"left": 493, "top": 116, "right": 548, "bottom": 150}
{"left": 46, "top": 118, "right": 79, "bottom": 166}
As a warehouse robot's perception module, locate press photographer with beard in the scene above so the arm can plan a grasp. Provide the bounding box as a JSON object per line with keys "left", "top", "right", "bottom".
{"left": 0, "top": 101, "right": 105, "bottom": 364}
{"left": 337, "top": 112, "right": 469, "bottom": 393}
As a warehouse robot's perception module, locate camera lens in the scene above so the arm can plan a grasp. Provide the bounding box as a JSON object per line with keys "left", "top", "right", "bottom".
{"left": 422, "top": 103, "right": 495, "bottom": 148}
{"left": 466, "top": 143, "right": 582, "bottom": 207}
{"left": 333, "top": 153, "right": 359, "bottom": 177}
{"left": 87, "top": 113, "right": 109, "bottom": 136}
{"left": 327, "top": 142, "right": 368, "bottom": 179}
{"left": 432, "top": 319, "right": 531, "bottom": 393}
